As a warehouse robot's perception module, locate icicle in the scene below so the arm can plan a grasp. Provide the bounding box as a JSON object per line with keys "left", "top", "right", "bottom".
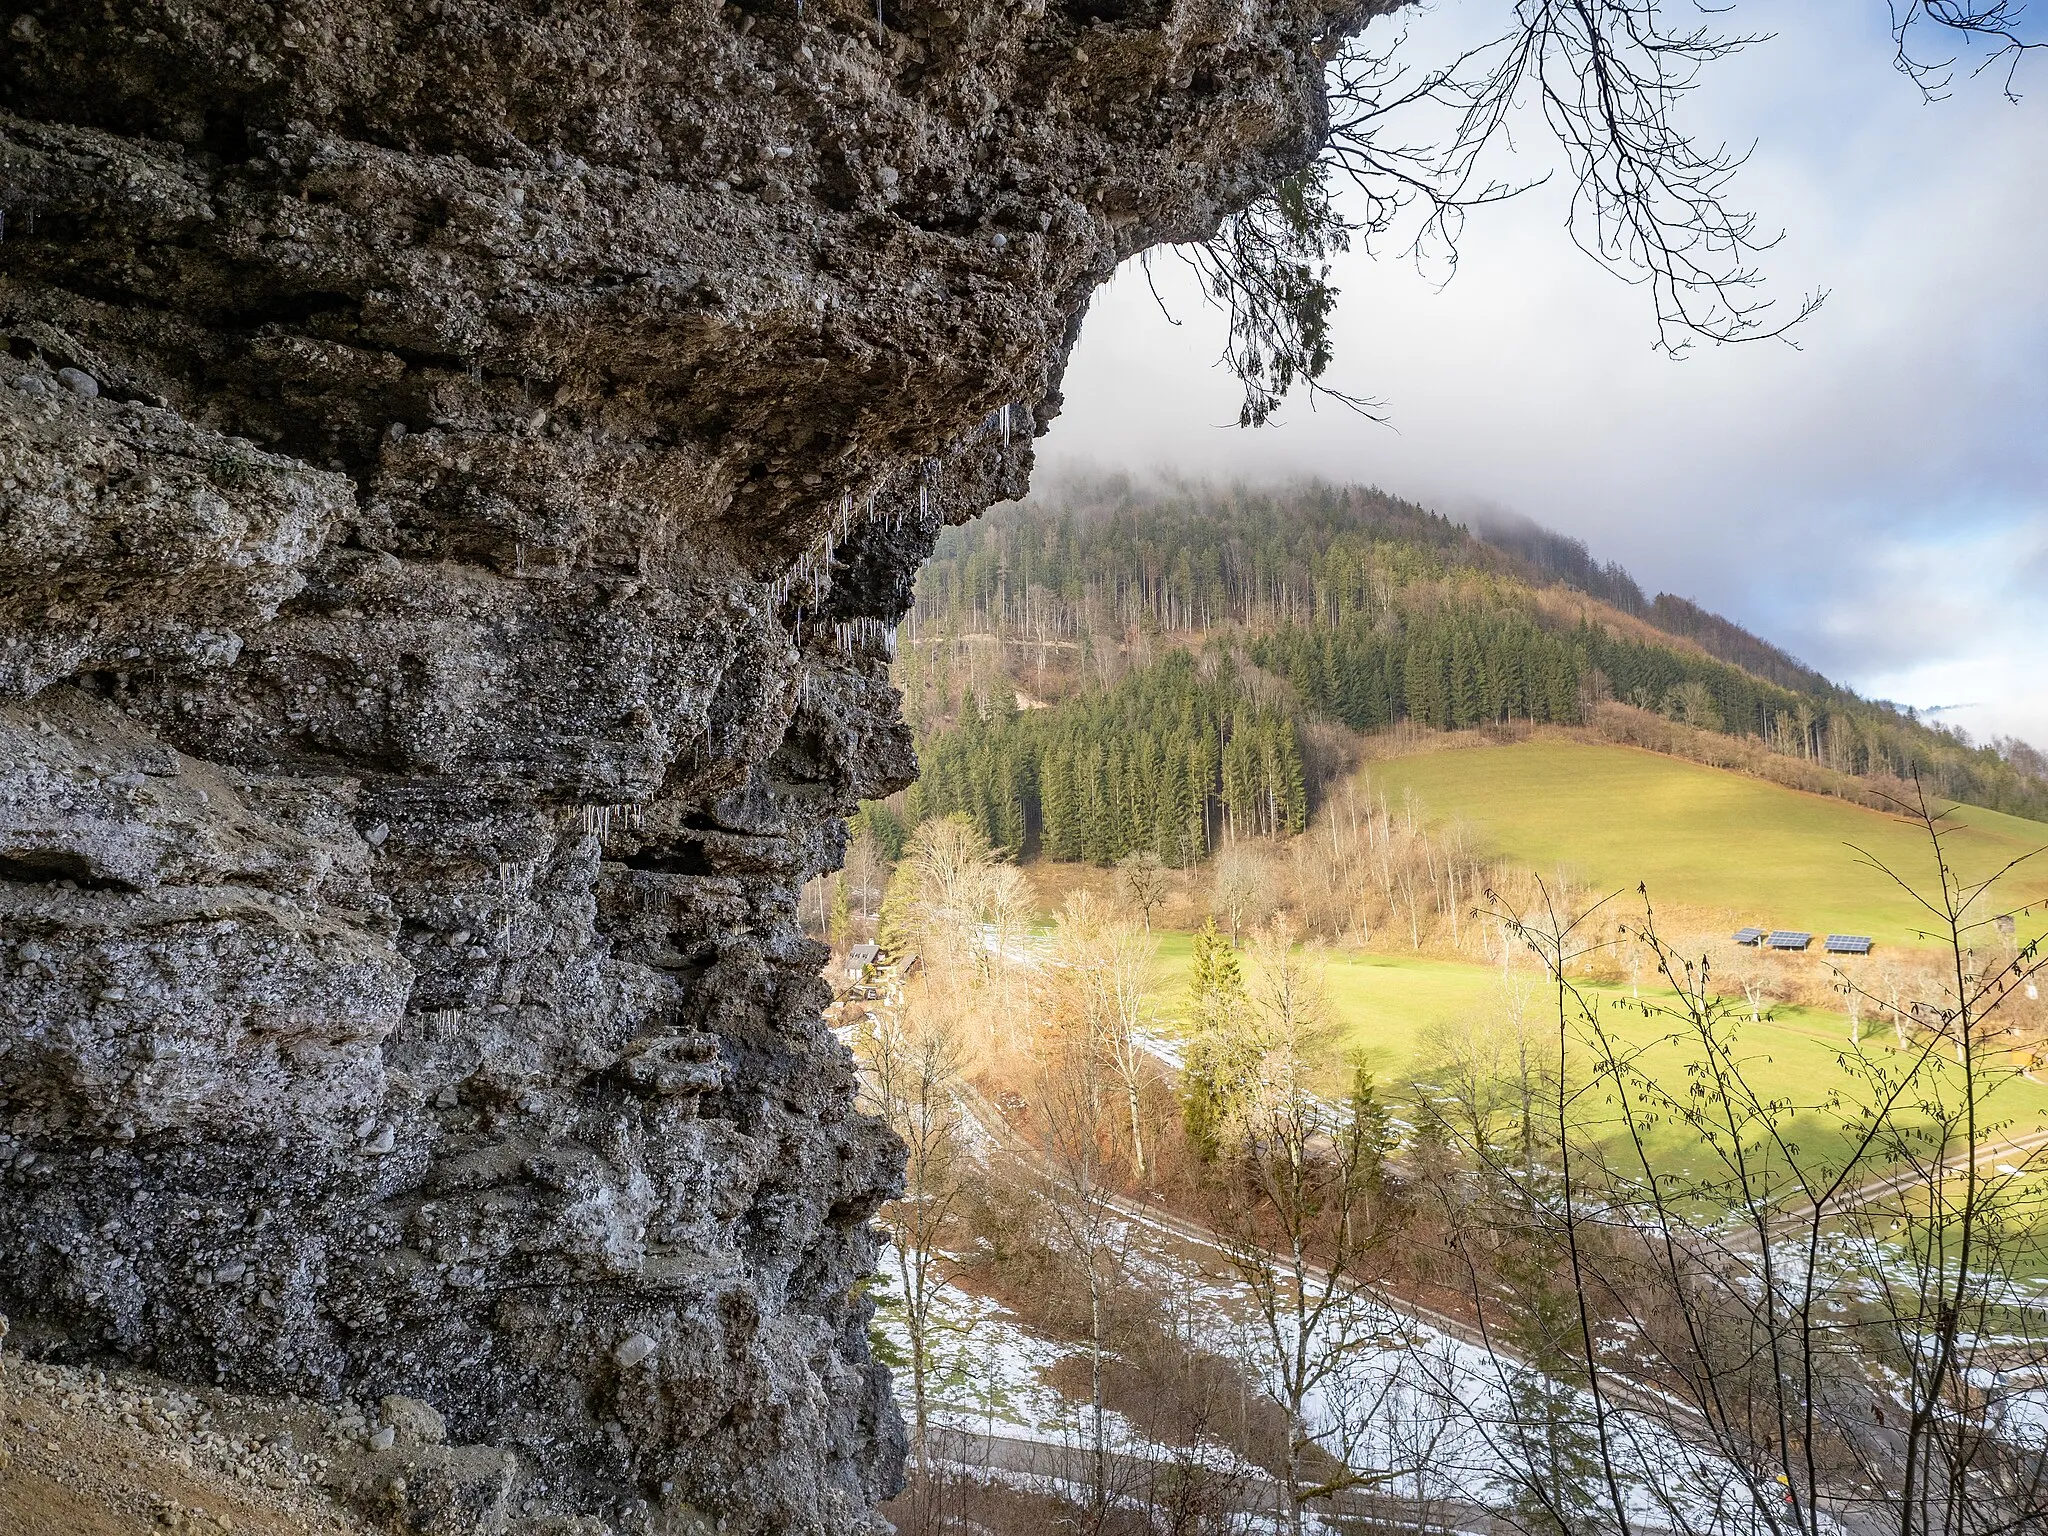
{"left": 577, "top": 802, "right": 642, "bottom": 839}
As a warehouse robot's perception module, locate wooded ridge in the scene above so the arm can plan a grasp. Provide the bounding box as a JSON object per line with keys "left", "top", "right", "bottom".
{"left": 891, "top": 478, "right": 2046, "bottom": 857}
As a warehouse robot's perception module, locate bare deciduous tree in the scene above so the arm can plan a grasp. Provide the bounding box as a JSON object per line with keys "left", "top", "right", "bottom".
{"left": 1035, "top": 899, "right": 1135, "bottom": 1526}
{"left": 1204, "top": 919, "right": 1413, "bottom": 1535}
{"left": 1118, "top": 847, "right": 1171, "bottom": 933}
{"left": 1448, "top": 785, "right": 2048, "bottom": 1536}
{"left": 1211, "top": 841, "right": 1274, "bottom": 947}
{"left": 1186, "top": 1, "right": 2038, "bottom": 424}
{"left": 859, "top": 1005, "right": 969, "bottom": 1479}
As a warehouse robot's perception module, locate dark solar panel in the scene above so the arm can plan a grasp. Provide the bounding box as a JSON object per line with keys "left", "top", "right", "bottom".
{"left": 1765, "top": 930, "right": 1812, "bottom": 950}
{"left": 1733, "top": 927, "right": 1764, "bottom": 945}
{"left": 1825, "top": 935, "right": 1873, "bottom": 954}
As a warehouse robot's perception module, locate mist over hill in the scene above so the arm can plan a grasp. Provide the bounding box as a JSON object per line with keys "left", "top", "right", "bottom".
{"left": 1461, "top": 509, "right": 1837, "bottom": 696}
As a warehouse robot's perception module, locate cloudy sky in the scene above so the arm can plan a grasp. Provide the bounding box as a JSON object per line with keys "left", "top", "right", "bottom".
{"left": 1040, "top": 0, "right": 2048, "bottom": 748}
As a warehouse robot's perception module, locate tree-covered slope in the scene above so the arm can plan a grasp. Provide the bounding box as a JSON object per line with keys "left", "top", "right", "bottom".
{"left": 901, "top": 649, "right": 1307, "bottom": 865}
{"left": 898, "top": 478, "right": 2047, "bottom": 842}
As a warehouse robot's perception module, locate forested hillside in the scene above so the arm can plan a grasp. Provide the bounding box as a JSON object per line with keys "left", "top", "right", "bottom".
{"left": 902, "top": 650, "right": 1307, "bottom": 866}
{"left": 891, "top": 477, "right": 2047, "bottom": 857}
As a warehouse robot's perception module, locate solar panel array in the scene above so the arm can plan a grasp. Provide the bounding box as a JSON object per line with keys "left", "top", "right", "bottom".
{"left": 1735, "top": 928, "right": 1873, "bottom": 953}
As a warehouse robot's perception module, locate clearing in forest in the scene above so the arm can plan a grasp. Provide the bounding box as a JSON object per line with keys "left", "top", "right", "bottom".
{"left": 1364, "top": 738, "right": 2048, "bottom": 949}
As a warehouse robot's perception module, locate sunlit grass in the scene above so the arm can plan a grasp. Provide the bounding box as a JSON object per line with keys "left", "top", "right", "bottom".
{"left": 1365, "top": 739, "right": 2048, "bottom": 951}
{"left": 1144, "top": 935, "right": 2048, "bottom": 1188}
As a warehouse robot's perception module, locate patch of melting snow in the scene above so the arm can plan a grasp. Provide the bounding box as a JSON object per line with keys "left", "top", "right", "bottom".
{"left": 872, "top": 1245, "right": 1182, "bottom": 1462}
{"left": 1039, "top": 1210, "right": 1770, "bottom": 1531}
{"left": 1135, "top": 1028, "right": 1186, "bottom": 1070}
{"left": 906, "top": 1115, "right": 1841, "bottom": 1530}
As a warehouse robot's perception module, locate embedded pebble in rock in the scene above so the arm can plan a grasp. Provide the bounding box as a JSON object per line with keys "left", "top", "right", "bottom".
{"left": 0, "top": 0, "right": 1394, "bottom": 1531}
{"left": 613, "top": 1333, "right": 658, "bottom": 1370}
{"left": 378, "top": 1394, "right": 448, "bottom": 1447}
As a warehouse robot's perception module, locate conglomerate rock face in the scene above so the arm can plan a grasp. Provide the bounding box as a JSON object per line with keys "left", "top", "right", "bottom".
{"left": 0, "top": 0, "right": 1383, "bottom": 1528}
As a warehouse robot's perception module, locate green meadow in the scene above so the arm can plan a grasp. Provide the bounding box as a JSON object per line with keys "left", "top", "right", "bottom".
{"left": 1144, "top": 932, "right": 2048, "bottom": 1183}
{"left": 1363, "top": 739, "right": 2048, "bottom": 950}
{"left": 1109, "top": 741, "right": 2048, "bottom": 1182}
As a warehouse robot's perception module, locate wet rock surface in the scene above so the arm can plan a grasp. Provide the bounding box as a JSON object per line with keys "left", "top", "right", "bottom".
{"left": 0, "top": 0, "right": 1386, "bottom": 1529}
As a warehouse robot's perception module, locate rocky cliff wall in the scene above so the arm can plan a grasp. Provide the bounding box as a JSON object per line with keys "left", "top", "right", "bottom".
{"left": 0, "top": 0, "right": 1385, "bottom": 1529}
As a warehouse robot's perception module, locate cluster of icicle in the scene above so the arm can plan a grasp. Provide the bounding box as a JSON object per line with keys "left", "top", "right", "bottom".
{"left": 496, "top": 859, "right": 540, "bottom": 895}
{"left": 577, "top": 802, "right": 645, "bottom": 838}
{"left": 490, "top": 859, "right": 540, "bottom": 951}
{"left": 763, "top": 478, "right": 921, "bottom": 629}
{"left": 763, "top": 494, "right": 857, "bottom": 614}
{"left": 831, "top": 616, "right": 899, "bottom": 658}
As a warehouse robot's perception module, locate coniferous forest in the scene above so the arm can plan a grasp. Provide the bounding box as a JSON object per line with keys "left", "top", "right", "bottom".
{"left": 903, "top": 651, "right": 1306, "bottom": 864}
{"left": 885, "top": 478, "right": 2048, "bottom": 854}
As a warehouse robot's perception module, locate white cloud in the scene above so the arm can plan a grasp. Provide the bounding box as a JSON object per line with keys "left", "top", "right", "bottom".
{"left": 1038, "top": 0, "right": 2048, "bottom": 745}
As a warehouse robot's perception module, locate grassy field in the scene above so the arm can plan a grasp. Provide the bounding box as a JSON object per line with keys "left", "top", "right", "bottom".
{"left": 1144, "top": 932, "right": 2048, "bottom": 1182}
{"left": 1028, "top": 738, "right": 2048, "bottom": 1181}
{"left": 1364, "top": 739, "right": 2048, "bottom": 950}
